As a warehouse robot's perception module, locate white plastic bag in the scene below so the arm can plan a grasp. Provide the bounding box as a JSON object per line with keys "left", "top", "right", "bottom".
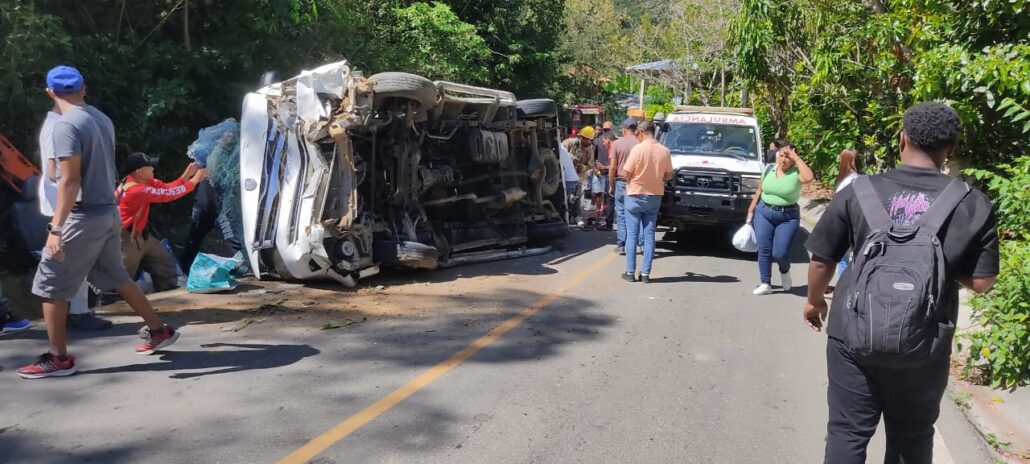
{"left": 732, "top": 223, "right": 758, "bottom": 253}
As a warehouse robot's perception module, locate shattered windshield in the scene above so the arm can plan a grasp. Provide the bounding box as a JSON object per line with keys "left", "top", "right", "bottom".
{"left": 660, "top": 123, "right": 759, "bottom": 159}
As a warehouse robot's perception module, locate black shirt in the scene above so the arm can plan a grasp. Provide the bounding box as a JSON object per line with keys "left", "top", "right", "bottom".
{"left": 593, "top": 135, "right": 610, "bottom": 167}
{"left": 805, "top": 165, "right": 999, "bottom": 339}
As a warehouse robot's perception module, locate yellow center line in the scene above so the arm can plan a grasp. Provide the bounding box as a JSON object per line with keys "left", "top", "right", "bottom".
{"left": 278, "top": 251, "right": 619, "bottom": 464}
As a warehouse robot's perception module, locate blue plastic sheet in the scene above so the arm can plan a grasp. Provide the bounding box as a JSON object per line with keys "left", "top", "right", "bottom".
{"left": 187, "top": 119, "right": 244, "bottom": 247}
{"left": 187, "top": 119, "right": 237, "bottom": 168}
{"left": 186, "top": 253, "right": 240, "bottom": 294}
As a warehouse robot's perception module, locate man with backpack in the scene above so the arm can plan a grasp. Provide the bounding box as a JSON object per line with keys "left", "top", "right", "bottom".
{"left": 804, "top": 101, "right": 999, "bottom": 463}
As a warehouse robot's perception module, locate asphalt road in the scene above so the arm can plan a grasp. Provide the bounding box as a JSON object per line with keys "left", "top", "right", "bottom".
{"left": 0, "top": 230, "right": 996, "bottom": 463}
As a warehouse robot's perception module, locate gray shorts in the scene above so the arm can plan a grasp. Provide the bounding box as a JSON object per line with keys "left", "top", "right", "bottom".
{"left": 33, "top": 209, "right": 132, "bottom": 300}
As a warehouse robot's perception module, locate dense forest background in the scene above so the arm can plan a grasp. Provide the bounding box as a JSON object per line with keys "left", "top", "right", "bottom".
{"left": 1, "top": 0, "right": 1027, "bottom": 385}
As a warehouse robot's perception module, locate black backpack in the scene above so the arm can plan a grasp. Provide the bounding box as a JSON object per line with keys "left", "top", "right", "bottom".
{"left": 837, "top": 176, "right": 970, "bottom": 368}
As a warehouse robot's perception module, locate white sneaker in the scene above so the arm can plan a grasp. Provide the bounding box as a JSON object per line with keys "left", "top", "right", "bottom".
{"left": 753, "top": 284, "right": 773, "bottom": 295}
{"left": 781, "top": 272, "right": 792, "bottom": 291}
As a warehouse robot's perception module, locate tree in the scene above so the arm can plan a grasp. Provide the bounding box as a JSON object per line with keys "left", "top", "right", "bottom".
{"left": 730, "top": 0, "right": 1030, "bottom": 386}
{"left": 558, "top": 0, "right": 634, "bottom": 102}
{"left": 383, "top": 2, "right": 491, "bottom": 83}
{"left": 633, "top": 0, "right": 740, "bottom": 107}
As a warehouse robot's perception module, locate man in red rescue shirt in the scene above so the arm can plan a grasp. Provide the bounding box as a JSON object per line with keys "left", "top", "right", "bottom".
{"left": 117, "top": 152, "right": 208, "bottom": 291}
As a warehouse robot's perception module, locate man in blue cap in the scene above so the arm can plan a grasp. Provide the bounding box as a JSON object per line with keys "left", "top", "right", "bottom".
{"left": 17, "top": 66, "right": 182, "bottom": 379}
{"left": 38, "top": 97, "right": 112, "bottom": 331}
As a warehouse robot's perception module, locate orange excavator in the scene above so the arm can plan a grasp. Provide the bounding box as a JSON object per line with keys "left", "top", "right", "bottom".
{"left": 0, "top": 133, "right": 41, "bottom": 193}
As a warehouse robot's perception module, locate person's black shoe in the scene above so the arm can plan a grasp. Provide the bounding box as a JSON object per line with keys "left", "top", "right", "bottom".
{"left": 641, "top": 274, "right": 650, "bottom": 284}
{"left": 615, "top": 246, "right": 626, "bottom": 255}
{"left": 68, "top": 312, "right": 113, "bottom": 331}
{"left": 621, "top": 273, "right": 637, "bottom": 282}
{"left": 99, "top": 292, "right": 121, "bottom": 306}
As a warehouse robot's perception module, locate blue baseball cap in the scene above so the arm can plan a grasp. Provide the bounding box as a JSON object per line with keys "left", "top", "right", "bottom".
{"left": 46, "top": 66, "right": 84, "bottom": 94}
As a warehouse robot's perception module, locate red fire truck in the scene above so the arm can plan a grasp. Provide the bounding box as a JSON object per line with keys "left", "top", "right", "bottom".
{"left": 567, "top": 104, "right": 604, "bottom": 137}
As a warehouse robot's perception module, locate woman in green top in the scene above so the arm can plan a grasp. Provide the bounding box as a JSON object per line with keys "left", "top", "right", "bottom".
{"left": 746, "top": 145, "right": 815, "bottom": 295}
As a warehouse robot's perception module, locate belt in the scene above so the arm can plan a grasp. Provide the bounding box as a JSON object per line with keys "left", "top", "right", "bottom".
{"left": 71, "top": 201, "right": 110, "bottom": 212}
{"left": 615, "top": 177, "right": 628, "bottom": 182}
{"left": 765, "top": 203, "right": 799, "bottom": 212}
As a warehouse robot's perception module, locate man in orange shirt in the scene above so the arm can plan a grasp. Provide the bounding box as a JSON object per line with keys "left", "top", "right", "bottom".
{"left": 117, "top": 152, "right": 208, "bottom": 291}
{"left": 619, "top": 121, "right": 672, "bottom": 283}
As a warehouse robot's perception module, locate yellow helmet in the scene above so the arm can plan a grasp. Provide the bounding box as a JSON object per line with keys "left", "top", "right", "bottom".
{"left": 578, "top": 126, "right": 596, "bottom": 140}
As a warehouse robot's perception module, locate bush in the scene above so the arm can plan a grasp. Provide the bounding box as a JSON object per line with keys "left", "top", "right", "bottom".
{"left": 962, "top": 156, "right": 1030, "bottom": 388}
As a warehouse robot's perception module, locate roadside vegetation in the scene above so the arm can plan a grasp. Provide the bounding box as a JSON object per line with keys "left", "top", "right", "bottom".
{"left": 728, "top": 0, "right": 1029, "bottom": 388}
{"left": 1, "top": 0, "right": 1026, "bottom": 386}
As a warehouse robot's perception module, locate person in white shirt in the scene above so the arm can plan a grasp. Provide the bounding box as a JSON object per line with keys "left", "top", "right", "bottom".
{"left": 38, "top": 107, "right": 111, "bottom": 331}
{"left": 835, "top": 148, "right": 860, "bottom": 193}
{"left": 559, "top": 143, "right": 580, "bottom": 222}
{"left": 825, "top": 148, "right": 861, "bottom": 296}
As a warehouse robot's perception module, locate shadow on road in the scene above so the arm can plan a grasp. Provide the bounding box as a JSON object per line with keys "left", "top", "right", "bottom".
{"left": 654, "top": 227, "right": 813, "bottom": 265}
{"left": 77, "top": 343, "right": 320, "bottom": 379}
{"left": 320, "top": 287, "right": 614, "bottom": 369}
{"left": 647, "top": 272, "right": 740, "bottom": 284}
{"left": 784, "top": 285, "right": 811, "bottom": 297}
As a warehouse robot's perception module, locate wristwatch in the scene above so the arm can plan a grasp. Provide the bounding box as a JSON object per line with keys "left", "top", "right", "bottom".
{"left": 47, "top": 223, "right": 63, "bottom": 236}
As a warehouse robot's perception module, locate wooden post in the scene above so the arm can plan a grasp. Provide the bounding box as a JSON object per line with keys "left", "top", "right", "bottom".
{"left": 639, "top": 78, "right": 646, "bottom": 115}
{"left": 720, "top": 67, "right": 726, "bottom": 107}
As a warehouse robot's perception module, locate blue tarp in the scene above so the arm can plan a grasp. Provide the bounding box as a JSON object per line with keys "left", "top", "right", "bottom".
{"left": 625, "top": 59, "right": 679, "bottom": 72}
{"left": 187, "top": 119, "right": 243, "bottom": 248}
{"left": 186, "top": 252, "right": 240, "bottom": 293}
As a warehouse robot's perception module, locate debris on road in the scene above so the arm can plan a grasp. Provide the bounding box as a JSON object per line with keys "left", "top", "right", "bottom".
{"left": 221, "top": 318, "right": 266, "bottom": 332}
{"left": 321, "top": 317, "right": 366, "bottom": 330}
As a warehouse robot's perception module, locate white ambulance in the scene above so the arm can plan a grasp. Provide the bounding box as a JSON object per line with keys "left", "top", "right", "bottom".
{"left": 653, "top": 106, "right": 765, "bottom": 230}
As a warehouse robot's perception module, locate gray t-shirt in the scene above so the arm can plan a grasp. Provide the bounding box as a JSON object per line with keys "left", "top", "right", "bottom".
{"left": 51, "top": 105, "right": 118, "bottom": 209}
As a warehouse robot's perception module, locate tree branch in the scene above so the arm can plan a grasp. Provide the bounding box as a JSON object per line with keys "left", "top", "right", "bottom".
{"left": 183, "top": 0, "right": 191, "bottom": 50}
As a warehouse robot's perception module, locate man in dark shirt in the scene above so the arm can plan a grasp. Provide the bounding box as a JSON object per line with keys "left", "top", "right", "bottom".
{"left": 180, "top": 180, "right": 245, "bottom": 273}
{"left": 765, "top": 139, "right": 785, "bottom": 165}
{"left": 608, "top": 118, "right": 640, "bottom": 254}
{"left": 804, "top": 102, "right": 999, "bottom": 463}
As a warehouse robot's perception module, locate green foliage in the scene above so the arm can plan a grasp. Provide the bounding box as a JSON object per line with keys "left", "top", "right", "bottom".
{"left": 0, "top": 0, "right": 576, "bottom": 172}
{"left": 386, "top": 3, "right": 490, "bottom": 83}
{"left": 731, "top": 0, "right": 1030, "bottom": 181}
{"left": 732, "top": 0, "right": 1030, "bottom": 387}
{"left": 0, "top": 0, "right": 563, "bottom": 261}
{"left": 0, "top": 1, "right": 73, "bottom": 166}
{"left": 963, "top": 157, "right": 1030, "bottom": 388}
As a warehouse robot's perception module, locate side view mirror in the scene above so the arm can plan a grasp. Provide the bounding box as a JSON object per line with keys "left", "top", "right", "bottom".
{"left": 259, "top": 70, "right": 280, "bottom": 88}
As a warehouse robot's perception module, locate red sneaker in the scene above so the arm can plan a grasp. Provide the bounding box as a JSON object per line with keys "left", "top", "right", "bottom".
{"left": 17, "top": 353, "right": 77, "bottom": 379}
{"left": 136, "top": 324, "right": 180, "bottom": 355}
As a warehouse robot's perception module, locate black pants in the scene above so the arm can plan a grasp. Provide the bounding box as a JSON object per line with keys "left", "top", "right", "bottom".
{"left": 179, "top": 182, "right": 242, "bottom": 273}
{"left": 825, "top": 337, "right": 949, "bottom": 464}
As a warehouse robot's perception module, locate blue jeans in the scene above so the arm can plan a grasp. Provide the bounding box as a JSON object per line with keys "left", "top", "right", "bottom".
{"left": 625, "top": 194, "right": 661, "bottom": 275}
{"left": 614, "top": 181, "right": 643, "bottom": 247}
{"left": 753, "top": 202, "right": 800, "bottom": 284}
